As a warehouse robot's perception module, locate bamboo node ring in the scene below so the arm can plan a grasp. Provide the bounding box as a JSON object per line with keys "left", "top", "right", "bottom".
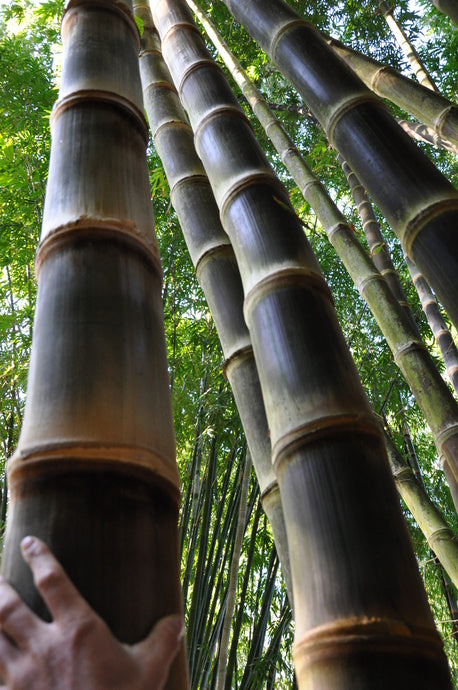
{"left": 270, "top": 18, "right": 312, "bottom": 63}
{"left": 403, "top": 197, "right": 458, "bottom": 258}
{"left": 393, "top": 340, "right": 426, "bottom": 363}
{"left": 223, "top": 345, "right": 255, "bottom": 381}
{"left": 326, "top": 94, "right": 381, "bottom": 144}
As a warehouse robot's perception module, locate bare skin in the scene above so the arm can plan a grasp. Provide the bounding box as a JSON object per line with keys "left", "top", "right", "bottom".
{"left": 0, "top": 537, "right": 184, "bottom": 689}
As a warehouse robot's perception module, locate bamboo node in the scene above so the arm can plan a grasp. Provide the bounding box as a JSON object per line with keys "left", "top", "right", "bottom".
{"left": 293, "top": 615, "right": 444, "bottom": 670}
{"left": 393, "top": 339, "right": 426, "bottom": 363}
{"left": 270, "top": 18, "right": 312, "bottom": 64}
{"left": 403, "top": 197, "right": 458, "bottom": 259}
{"left": 63, "top": 0, "right": 141, "bottom": 50}
{"left": 436, "top": 423, "right": 458, "bottom": 453}
{"left": 326, "top": 93, "right": 382, "bottom": 144}
{"left": 273, "top": 413, "right": 382, "bottom": 473}
{"left": 50, "top": 91, "right": 148, "bottom": 141}
{"left": 243, "top": 267, "right": 333, "bottom": 325}
{"left": 223, "top": 345, "right": 254, "bottom": 380}
{"left": 429, "top": 527, "right": 456, "bottom": 550}
{"left": 218, "top": 171, "right": 285, "bottom": 221}
{"left": 195, "top": 242, "right": 234, "bottom": 280}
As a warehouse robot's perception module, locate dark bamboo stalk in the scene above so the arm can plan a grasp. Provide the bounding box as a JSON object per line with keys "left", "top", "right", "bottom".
{"left": 153, "top": 0, "right": 452, "bottom": 686}
{"left": 1, "top": 1, "right": 187, "bottom": 686}
{"left": 405, "top": 256, "right": 458, "bottom": 396}
{"left": 222, "top": 0, "right": 458, "bottom": 333}
{"left": 378, "top": 0, "right": 439, "bottom": 92}
{"left": 324, "top": 33, "right": 458, "bottom": 150}
{"left": 426, "top": 0, "right": 458, "bottom": 24}
{"left": 134, "top": 0, "right": 293, "bottom": 603}
{"left": 186, "top": 0, "right": 458, "bottom": 503}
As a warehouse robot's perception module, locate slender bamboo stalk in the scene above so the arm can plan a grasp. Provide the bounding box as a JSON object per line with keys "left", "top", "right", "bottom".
{"left": 384, "top": 431, "right": 458, "bottom": 588}
{"left": 215, "top": 450, "right": 252, "bottom": 690}
{"left": 378, "top": 0, "right": 439, "bottom": 92}
{"left": 186, "top": 0, "right": 458, "bottom": 500}
{"left": 1, "top": 1, "right": 187, "bottom": 686}
{"left": 153, "top": 0, "right": 452, "bottom": 686}
{"left": 221, "top": 0, "right": 458, "bottom": 333}
{"left": 324, "top": 33, "right": 458, "bottom": 150}
{"left": 134, "top": 0, "right": 293, "bottom": 603}
{"left": 405, "top": 256, "right": 458, "bottom": 396}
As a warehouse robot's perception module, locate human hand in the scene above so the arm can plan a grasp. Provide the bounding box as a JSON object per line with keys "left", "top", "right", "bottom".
{"left": 0, "top": 536, "right": 184, "bottom": 689}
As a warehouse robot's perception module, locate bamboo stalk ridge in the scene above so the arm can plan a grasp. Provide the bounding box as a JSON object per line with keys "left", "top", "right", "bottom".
{"left": 324, "top": 33, "right": 458, "bottom": 150}
{"left": 1, "top": 0, "right": 187, "bottom": 684}
{"left": 378, "top": 0, "right": 439, "bottom": 92}
{"left": 384, "top": 431, "right": 458, "bottom": 588}
{"left": 186, "top": 0, "right": 458, "bottom": 502}
{"left": 406, "top": 256, "right": 458, "bottom": 396}
{"left": 153, "top": 0, "right": 452, "bottom": 686}
{"left": 133, "top": 0, "right": 293, "bottom": 603}
{"left": 222, "top": 0, "right": 458, "bottom": 335}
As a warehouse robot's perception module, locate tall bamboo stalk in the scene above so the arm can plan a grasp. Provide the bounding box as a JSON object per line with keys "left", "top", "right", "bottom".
{"left": 405, "top": 256, "right": 458, "bottom": 396}
{"left": 134, "top": 0, "right": 293, "bottom": 603}
{"left": 378, "top": 0, "right": 439, "bottom": 92}
{"left": 384, "top": 431, "right": 458, "bottom": 588}
{"left": 397, "top": 119, "right": 458, "bottom": 155}
{"left": 0, "top": 1, "right": 187, "bottom": 686}
{"left": 221, "top": 0, "right": 458, "bottom": 333}
{"left": 153, "top": 0, "right": 452, "bottom": 686}
{"left": 185, "top": 0, "right": 458, "bottom": 502}
{"left": 324, "top": 33, "right": 458, "bottom": 150}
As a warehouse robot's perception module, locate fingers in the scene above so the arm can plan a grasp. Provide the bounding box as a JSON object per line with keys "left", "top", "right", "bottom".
{"left": 135, "top": 614, "right": 184, "bottom": 686}
{"left": 0, "top": 629, "right": 21, "bottom": 682}
{"left": 20, "top": 536, "right": 92, "bottom": 625}
{"left": 0, "top": 577, "right": 43, "bottom": 650}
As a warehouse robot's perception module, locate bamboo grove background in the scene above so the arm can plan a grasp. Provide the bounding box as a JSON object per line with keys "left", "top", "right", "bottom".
{"left": 1, "top": 0, "right": 458, "bottom": 686}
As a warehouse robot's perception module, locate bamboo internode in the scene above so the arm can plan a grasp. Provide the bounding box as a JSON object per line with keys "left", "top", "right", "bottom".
{"left": 2, "top": 1, "right": 187, "bottom": 684}
{"left": 154, "top": 0, "right": 452, "bottom": 686}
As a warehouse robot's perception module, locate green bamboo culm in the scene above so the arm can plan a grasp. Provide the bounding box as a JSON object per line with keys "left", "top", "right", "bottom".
{"left": 134, "top": 1, "right": 293, "bottom": 606}
{"left": 222, "top": 0, "right": 458, "bottom": 334}
{"left": 0, "top": 1, "right": 188, "bottom": 686}
{"left": 153, "top": 0, "right": 452, "bottom": 686}
{"left": 325, "top": 34, "right": 458, "bottom": 151}
{"left": 187, "top": 0, "right": 458, "bottom": 507}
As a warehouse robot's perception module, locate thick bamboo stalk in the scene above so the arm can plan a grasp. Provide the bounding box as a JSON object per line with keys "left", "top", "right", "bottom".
{"left": 153, "top": 0, "right": 452, "bottom": 686}
{"left": 324, "top": 34, "right": 458, "bottom": 150}
{"left": 426, "top": 0, "right": 458, "bottom": 24}
{"left": 384, "top": 431, "right": 458, "bottom": 588}
{"left": 1, "top": 1, "right": 187, "bottom": 686}
{"left": 134, "top": 0, "right": 293, "bottom": 603}
{"left": 406, "top": 256, "right": 458, "bottom": 396}
{"left": 186, "top": 0, "right": 458, "bottom": 499}
{"left": 378, "top": 0, "right": 439, "bottom": 92}
{"left": 221, "top": 0, "right": 458, "bottom": 334}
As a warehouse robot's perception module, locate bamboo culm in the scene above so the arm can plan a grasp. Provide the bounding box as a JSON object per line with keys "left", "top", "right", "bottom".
{"left": 134, "top": 0, "right": 293, "bottom": 606}
{"left": 153, "top": 0, "right": 452, "bottom": 686}
{"left": 325, "top": 33, "right": 458, "bottom": 151}
{"left": 1, "top": 0, "right": 187, "bottom": 686}
{"left": 426, "top": 0, "right": 458, "bottom": 24}
{"left": 222, "top": 0, "right": 458, "bottom": 334}
{"left": 187, "top": 0, "right": 458, "bottom": 504}
{"left": 378, "top": 0, "right": 439, "bottom": 92}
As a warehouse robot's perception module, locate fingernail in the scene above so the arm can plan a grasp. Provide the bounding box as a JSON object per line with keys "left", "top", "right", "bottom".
{"left": 21, "top": 536, "right": 36, "bottom": 552}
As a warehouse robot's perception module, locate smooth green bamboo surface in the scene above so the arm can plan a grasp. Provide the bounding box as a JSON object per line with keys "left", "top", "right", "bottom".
{"left": 221, "top": 0, "right": 458, "bottom": 332}
{"left": 134, "top": 1, "right": 293, "bottom": 602}
{"left": 325, "top": 34, "right": 458, "bottom": 150}
{"left": 186, "top": 0, "right": 458, "bottom": 500}
{"left": 385, "top": 432, "right": 458, "bottom": 588}
{"left": 378, "top": 0, "right": 439, "bottom": 92}
{"left": 153, "top": 0, "right": 452, "bottom": 686}
{"left": 406, "top": 256, "right": 458, "bottom": 396}
{"left": 2, "top": 1, "right": 187, "bottom": 684}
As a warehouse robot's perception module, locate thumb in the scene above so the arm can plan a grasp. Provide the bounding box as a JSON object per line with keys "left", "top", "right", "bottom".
{"left": 135, "top": 614, "right": 185, "bottom": 686}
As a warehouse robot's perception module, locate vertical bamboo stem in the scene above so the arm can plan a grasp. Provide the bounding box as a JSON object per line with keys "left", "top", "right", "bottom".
{"left": 134, "top": 0, "right": 293, "bottom": 603}
{"left": 378, "top": 0, "right": 439, "bottom": 92}
{"left": 153, "top": 0, "right": 452, "bottom": 686}
{"left": 1, "top": 1, "right": 187, "bottom": 686}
